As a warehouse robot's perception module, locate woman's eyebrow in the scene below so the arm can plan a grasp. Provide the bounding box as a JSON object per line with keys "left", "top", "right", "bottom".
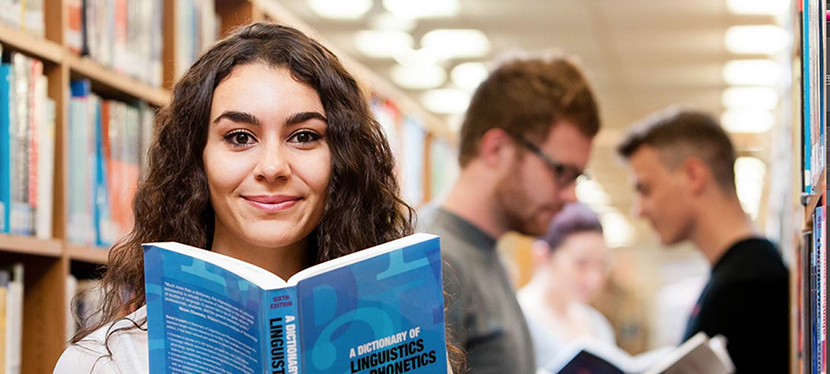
{"left": 213, "top": 110, "right": 261, "bottom": 126}
{"left": 285, "top": 111, "right": 327, "bottom": 126}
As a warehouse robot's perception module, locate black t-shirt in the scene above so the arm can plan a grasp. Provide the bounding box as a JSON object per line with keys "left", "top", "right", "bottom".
{"left": 683, "top": 237, "right": 789, "bottom": 374}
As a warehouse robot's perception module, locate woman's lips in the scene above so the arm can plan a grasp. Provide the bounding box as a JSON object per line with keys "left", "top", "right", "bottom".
{"left": 243, "top": 195, "right": 300, "bottom": 212}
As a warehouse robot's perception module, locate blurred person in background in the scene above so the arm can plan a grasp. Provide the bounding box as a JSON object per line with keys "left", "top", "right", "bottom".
{"left": 518, "top": 202, "right": 615, "bottom": 367}
{"left": 418, "top": 51, "right": 601, "bottom": 374}
{"left": 616, "top": 107, "right": 788, "bottom": 374}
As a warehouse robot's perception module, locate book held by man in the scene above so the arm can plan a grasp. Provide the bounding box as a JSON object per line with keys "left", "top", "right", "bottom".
{"left": 542, "top": 332, "right": 734, "bottom": 374}
{"left": 143, "top": 233, "right": 447, "bottom": 374}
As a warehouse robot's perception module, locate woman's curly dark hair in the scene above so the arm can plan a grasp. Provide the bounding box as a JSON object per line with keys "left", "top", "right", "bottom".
{"left": 73, "top": 22, "right": 414, "bottom": 342}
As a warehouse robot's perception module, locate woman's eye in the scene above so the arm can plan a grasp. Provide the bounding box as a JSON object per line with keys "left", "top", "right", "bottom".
{"left": 289, "top": 131, "right": 322, "bottom": 144}
{"left": 224, "top": 131, "right": 256, "bottom": 146}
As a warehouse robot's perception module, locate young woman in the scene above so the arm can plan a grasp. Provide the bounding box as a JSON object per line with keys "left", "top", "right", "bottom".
{"left": 53, "top": 22, "right": 432, "bottom": 373}
{"left": 518, "top": 202, "right": 615, "bottom": 367}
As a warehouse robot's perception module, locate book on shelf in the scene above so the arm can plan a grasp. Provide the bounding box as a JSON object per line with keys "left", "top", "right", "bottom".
{"left": 541, "top": 332, "right": 734, "bottom": 374}
{"left": 67, "top": 79, "right": 154, "bottom": 246}
{"left": 143, "top": 232, "right": 447, "bottom": 374}
{"left": 0, "top": 50, "right": 52, "bottom": 237}
{"left": 0, "top": 263, "right": 24, "bottom": 374}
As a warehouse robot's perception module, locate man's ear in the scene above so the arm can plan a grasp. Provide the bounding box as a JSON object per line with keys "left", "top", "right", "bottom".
{"left": 682, "top": 157, "right": 710, "bottom": 195}
{"left": 478, "top": 128, "right": 515, "bottom": 168}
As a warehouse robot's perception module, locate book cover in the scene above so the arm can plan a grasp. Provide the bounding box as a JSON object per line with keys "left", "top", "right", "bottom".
{"left": 144, "top": 233, "right": 447, "bottom": 374}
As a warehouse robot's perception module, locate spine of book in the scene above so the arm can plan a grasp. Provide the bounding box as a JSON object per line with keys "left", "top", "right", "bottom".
{"left": 67, "top": 79, "right": 92, "bottom": 245}
{"left": 22, "top": 0, "right": 43, "bottom": 37}
{"left": 26, "top": 58, "right": 42, "bottom": 237}
{"left": 263, "top": 287, "right": 300, "bottom": 374}
{"left": 34, "top": 79, "right": 53, "bottom": 240}
{"left": 0, "top": 61, "right": 13, "bottom": 234}
{"left": 4, "top": 263, "right": 23, "bottom": 374}
{"left": 137, "top": 101, "right": 154, "bottom": 171}
{"left": 10, "top": 53, "right": 30, "bottom": 236}
{"left": 66, "top": 0, "right": 83, "bottom": 54}
{"left": 93, "top": 95, "right": 113, "bottom": 247}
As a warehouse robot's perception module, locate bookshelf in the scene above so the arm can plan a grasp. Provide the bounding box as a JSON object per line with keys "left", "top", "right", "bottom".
{"left": 795, "top": 0, "right": 828, "bottom": 373}
{"left": 0, "top": 1, "right": 451, "bottom": 373}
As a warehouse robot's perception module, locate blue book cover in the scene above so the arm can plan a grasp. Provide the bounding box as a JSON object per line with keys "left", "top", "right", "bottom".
{"left": 144, "top": 233, "right": 447, "bottom": 374}
{"left": 0, "top": 63, "right": 13, "bottom": 233}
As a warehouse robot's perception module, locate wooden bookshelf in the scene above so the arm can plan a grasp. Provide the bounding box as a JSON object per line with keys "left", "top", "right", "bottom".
{"left": 0, "top": 235, "right": 62, "bottom": 258}
{"left": 66, "top": 245, "right": 109, "bottom": 265}
{"left": 0, "top": 23, "right": 63, "bottom": 64}
{"left": 68, "top": 54, "right": 170, "bottom": 107}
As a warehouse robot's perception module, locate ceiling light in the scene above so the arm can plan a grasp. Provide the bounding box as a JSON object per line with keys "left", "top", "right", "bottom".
{"left": 309, "top": 0, "right": 372, "bottom": 20}
{"left": 422, "top": 89, "right": 471, "bottom": 114}
{"left": 370, "top": 12, "right": 418, "bottom": 32}
{"left": 451, "top": 62, "right": 489, "bottom": 91}
{"left": 723, "top": 60, "right": 781, "bottom": 86}
{"left": 354, "top": 30, "right": 413, "bottom": 58}
{"left": 725, "top": 25, "right": 788, "bottom": 55}
{"left": 721, "top": 87, "right": 779, "bottom": 110}
{"left": 720, "top": 109, "right": 775, "bottom": 133}
{"left": 391, "top": 64, "right": 447, "bottom": 90}
{"left": 421, "top": 29, "right": 490, "bottom": 60}
{"left": 734, "top": 157, "right": 767, "bottom": 220}
{"left": 726, "top": 0, "right": 790, "bottom": 15}
{"left": 382, "top": 0, "right": 459, "bottom": 19}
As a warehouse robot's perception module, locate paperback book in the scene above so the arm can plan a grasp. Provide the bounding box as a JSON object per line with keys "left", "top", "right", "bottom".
{"left": 144, "top": 233, "right": 447, "bottom": 374}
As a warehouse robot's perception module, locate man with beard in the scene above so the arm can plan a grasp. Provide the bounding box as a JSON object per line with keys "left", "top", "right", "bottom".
{"left": 418, "top": 52, "right": 601, "bottom": 374}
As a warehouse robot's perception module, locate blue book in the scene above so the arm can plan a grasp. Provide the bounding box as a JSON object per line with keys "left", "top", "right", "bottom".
{"left": 0, "top": 63, "right": 13, "bottom": 233}
{"left": 144, "top": 233, "right": 447, "bottom": 374}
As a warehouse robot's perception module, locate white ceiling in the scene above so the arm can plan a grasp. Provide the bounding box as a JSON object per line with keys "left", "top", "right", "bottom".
{"left": 275, "top": 0, "right": 789, "bottom": 248}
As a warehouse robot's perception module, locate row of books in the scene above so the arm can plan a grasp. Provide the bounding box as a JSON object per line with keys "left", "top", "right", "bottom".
{"left": 804, "top": 0, "right": 825, "bottom": 194}
{"left": 0, "top": 49, "right": 55, "bottom": 237}
{"left": 369, "top": 95, "right": 458, "bottom": 206}
{"left": 67, "top": 79, "right": 155, "bottom": 247}
{"left": 802, "top": 205, "right": 827, "bottom": 374}
{"left": 0, "top": 0, "right": 44, "bottom": 38}
{"left": 66, "top": 0, "right": 164, "bottom": 87}
{"left": 173, "top": 0, "right": 221, "bottom": 80}
{"left": 65, "top": 0, "right": 220, "bottom": 88}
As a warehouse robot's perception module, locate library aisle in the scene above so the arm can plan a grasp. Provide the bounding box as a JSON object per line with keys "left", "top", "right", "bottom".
{"left": 0, "top": 0, "right": 824, "bottom": 373}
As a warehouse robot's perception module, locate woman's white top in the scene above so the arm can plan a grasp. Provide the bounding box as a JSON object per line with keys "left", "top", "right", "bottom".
{"left": 518, "top": 291, "right": 616, "bottom": 368}
{"left": 52, "top": 306, "right": 148, "bottom": 374}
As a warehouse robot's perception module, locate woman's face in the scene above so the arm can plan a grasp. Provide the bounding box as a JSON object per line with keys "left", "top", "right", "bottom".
{"left": 203, "top": 63, "right": 331, "bottom": 254}
{"left": 549, "top": 231, "right": 610, "bottom": 303}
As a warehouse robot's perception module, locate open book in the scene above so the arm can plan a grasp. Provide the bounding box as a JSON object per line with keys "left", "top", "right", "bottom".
{"left": 542, "top": 332, "right": 734, "bottom": 374}
{"left": 143, "top": 233, "right": 447, "bottom": 374}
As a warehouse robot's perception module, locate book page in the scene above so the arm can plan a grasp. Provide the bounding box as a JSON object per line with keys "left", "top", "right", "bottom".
{"left": 643, "top": 333, "right": 734, "bottom": 374}
{"left": 145, "top": 244, "right": 275, "bottom": 373}
{"left": 288, "top": 233, "right": 438, "bottom": 284}
{"left": 144, "top": 241, "right": 287, "bottom": 289}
